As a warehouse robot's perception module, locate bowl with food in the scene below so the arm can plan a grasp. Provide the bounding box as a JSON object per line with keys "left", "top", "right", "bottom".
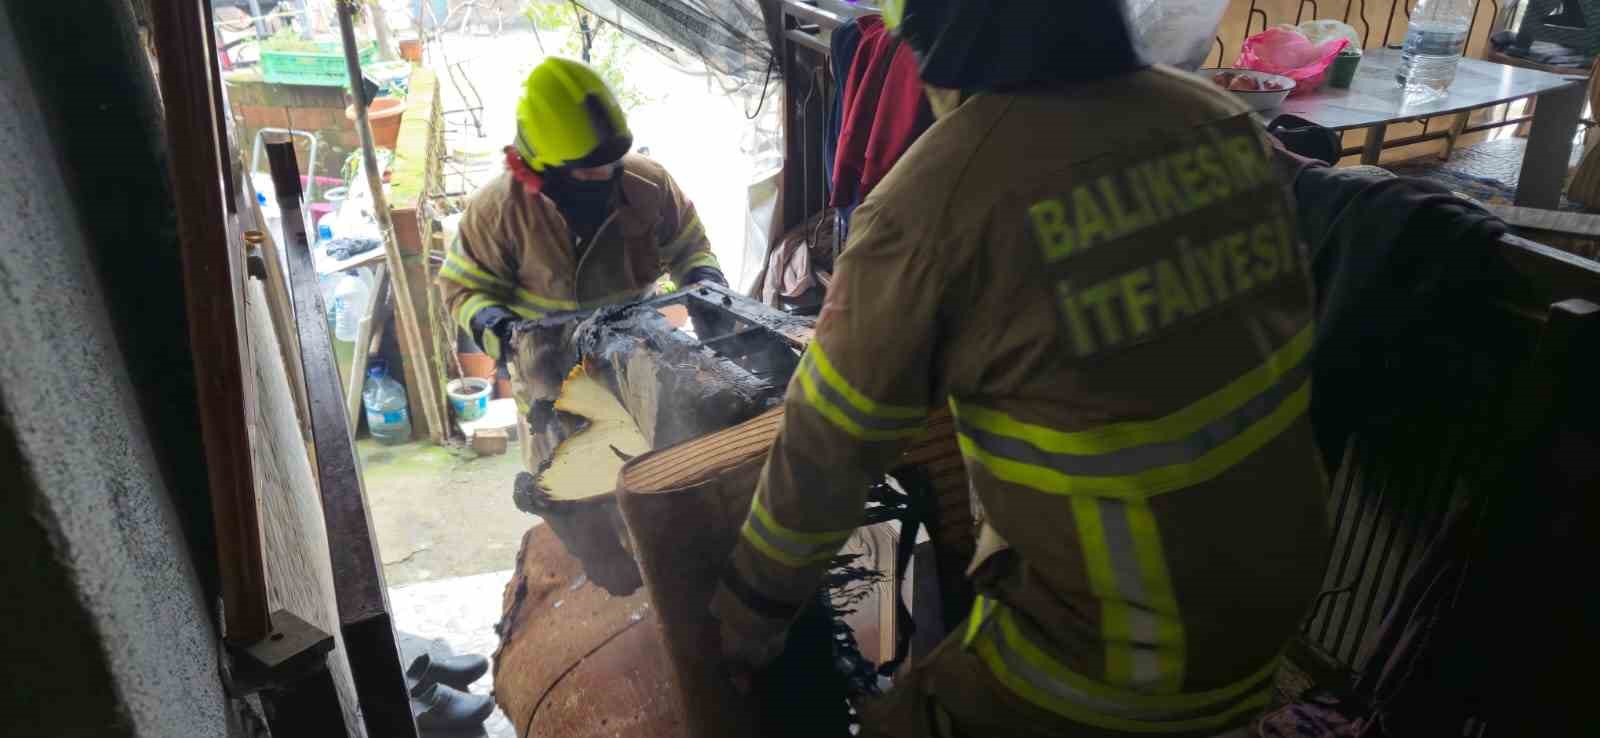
{"left": 1207, "top": 69, "right": 1295, "bottom": 112}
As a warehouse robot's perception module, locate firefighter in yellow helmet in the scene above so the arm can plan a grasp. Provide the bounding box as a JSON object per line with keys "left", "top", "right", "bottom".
{"left": 710, "top": 1, "right": 1331, "bottom": 736}
{"left": 437, "top": 57, "right": 722, "bottom": 468}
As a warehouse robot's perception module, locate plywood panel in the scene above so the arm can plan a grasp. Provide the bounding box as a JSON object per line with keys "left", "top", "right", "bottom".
{"left": 247, "top": 278, "right": 365, "bottom": 737}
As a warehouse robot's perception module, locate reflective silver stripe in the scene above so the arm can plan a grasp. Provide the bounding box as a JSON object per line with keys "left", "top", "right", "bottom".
{"left": 800, "top": 353, "right": 924, "bottom": 434}
{"left": 743, "top": 510, "right": 842, "bottom": 565}
{"left": 955, "top": 360, "right": 1309, "bottom": 477}
{"left": 1096, "top": 497, "right": 1178, "bottom": 689}
{"left": 987, "top": 611, "right": 1272, "bottom": 724}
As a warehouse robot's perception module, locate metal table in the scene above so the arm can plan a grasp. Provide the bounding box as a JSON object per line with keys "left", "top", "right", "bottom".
{"left": 1278, "top": 48, "right": 1586, "bottom": 208}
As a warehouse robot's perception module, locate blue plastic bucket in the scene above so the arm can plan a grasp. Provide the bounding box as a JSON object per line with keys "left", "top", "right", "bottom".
{"left": 447, "top": 377, "right": 492, "bottom": 422}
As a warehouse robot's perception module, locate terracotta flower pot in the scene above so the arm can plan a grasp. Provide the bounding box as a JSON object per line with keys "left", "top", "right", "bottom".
{"left": 347, "top": 96, "right": 405, "bottom": 150}
{"left": 458, "top": 351, "right": 495, "bottom": 380}
{"left": 398, "top": 38, "right": 423, "bottom": 63}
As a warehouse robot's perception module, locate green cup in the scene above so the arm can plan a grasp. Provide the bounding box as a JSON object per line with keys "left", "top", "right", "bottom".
{"left": 1328, "top": 48, "right": 1362, "bottom": 89}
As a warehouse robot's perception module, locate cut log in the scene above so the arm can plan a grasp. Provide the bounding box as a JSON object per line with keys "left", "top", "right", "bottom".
{"left": 511, "top": 364, "right": 651, "bottom": 596}
{"left": 492, "top": 524, "right": 686, "bottom": 738}
{"left": 510, "top": 301, "right": 787, "bottom": 596}
{"left": 612, "top": 402, "right": 978, "bottom": 736}
{"left": 615, "top": 409, "right": 782, "bottom": 737}
{"left": 540, "top": 367, "right": 651, "bottom": 501}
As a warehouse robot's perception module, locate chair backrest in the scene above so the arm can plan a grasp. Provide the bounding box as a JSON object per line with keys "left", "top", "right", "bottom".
{"left": 1562, "top": 57, "right": 1600, "bottom": 208}
{"left": 1518, "top": 0, "right": 1600, "bottom": 57}
{"left": 1300, "top": 234, "right": 1600, "bottom": 716}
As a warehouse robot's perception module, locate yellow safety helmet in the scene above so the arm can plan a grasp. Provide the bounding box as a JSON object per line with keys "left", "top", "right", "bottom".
{"left": 513, "top": 57, "right": 633, "bottom": 172}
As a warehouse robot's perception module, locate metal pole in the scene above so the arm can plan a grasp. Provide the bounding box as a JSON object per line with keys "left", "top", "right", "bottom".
{"left": 336, "top": 0, "right": 448, "bottom": 443}
{"left": 247, "top": 0, "right": 270, "bottom": 39}
{"left": 295, "top": 0, "right": 313, "bottom": 37}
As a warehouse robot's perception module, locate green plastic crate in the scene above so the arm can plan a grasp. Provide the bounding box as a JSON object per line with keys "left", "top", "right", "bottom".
{"left": 261, "top": 42, "right": 376, "bottom": 87}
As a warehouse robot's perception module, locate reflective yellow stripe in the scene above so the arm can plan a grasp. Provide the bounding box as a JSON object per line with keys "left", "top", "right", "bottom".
{"left": 663, "top": 212, "right": 706, "bottom": 252}
{"left": 796, "top": 350, "right": 926, "bottom": 441}
{"left": 956, "top": 383, "right": 1308, "bottom": 499}
{"left": 969, "top": 600, "right": 1276, "bottom": 733}
{"left": 454, "top": 293, "right": 503, "bottom": 335}
{"left": 951, "top": 322, "right": 1313, "bottom": 500}
{"left": 957, "top": 325, "right": 1312, "bottom": 455}
{"left": 1127, "top": 502, "right": 1183, "bottom": 693}
{"left": 739, "top": 496, "right": 852, "bottom": 568}
{"left": 676, "top": 250, "right": 720, "bottom": 276}
{"left": 513, "top": 287, "right": 580, "bottom": 312}
{"left": 440, "top": 250, "right": 515, "bottom": 294}
{"left": 960, "top": 592, "right": 998, "bottom": 643}
{"left": 482, "top": 330, "right": 504, "bottom": 361}
{"left": 1073, "top": 497, "right": 1185, "bottom": 693}
{"left": 808, "top": 344, "right": 925, "bottom": 419}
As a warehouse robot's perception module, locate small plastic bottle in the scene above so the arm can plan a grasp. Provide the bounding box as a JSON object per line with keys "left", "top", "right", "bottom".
{"left": 362, "top": 360, "right": 413, "bottom": 445}
{"left": 332, "top": 271, "right": 371, "bottom": 343}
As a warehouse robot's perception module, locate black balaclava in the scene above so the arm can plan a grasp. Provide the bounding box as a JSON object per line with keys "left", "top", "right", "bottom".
{"left": 545, "top": 166, "right": 620, "bottom": 248}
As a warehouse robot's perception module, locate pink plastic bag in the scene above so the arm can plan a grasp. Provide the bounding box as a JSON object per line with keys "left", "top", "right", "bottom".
{"left": 1235, "top": 27, "right": 1350, "bottom": 95}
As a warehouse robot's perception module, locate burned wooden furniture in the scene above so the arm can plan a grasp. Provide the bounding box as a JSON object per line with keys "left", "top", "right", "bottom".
{"left": 495, "top": 282, "right": 976, "bottom": 735}
{"left": 510, "top": 283, "right": 802, "bottom": 595}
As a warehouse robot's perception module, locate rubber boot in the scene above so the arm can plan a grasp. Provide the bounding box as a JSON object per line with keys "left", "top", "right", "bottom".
{"left": 406, "top": 652, "right": 490, "bottom": 691}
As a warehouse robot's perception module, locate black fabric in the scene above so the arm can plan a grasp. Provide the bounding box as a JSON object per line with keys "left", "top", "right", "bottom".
{"left": 682, "top": 265, "right": 728, "bottom": 287}
{"left": 544, "top": 169, "right": 619, "bottom": 246}
{"left": 720, "top": 567, "right": 803, "bottom": 620}
{"left": 1295, "top": 166, "right": 1508, "bottom": 472}
{"left": 825, "top": 19, "right": 864, "bottom": 194}
{"left": 468, "top": 304, "right": 517, "bottom": 358}
{"left": 1492, "top": 29, "right": 1593, "bottom": 68}
{"left": 1268, "top": 114, "right": 1341, "bottom": 165}
{"left": 895, "top": 0, "right": 1145, "bottom": 90}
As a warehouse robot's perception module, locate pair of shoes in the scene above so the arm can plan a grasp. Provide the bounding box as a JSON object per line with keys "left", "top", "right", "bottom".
{"left": 406, "top": 652, "right": 489, "bottom": 691}
{"left": 411, "top": 682, "right": 495, "bottom": 732}
{"left": 407, "top": 653, "right": 494, "bottom": 731}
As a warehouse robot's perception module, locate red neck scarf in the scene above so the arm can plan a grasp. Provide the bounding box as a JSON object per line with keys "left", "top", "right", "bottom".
{"left": 504, "top": 146, "right": 544, "bottom": 193}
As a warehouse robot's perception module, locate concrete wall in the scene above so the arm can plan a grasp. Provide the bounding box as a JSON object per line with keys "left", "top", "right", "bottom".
{"left": 0, "top": 5, "right": 249, "bottom": 738}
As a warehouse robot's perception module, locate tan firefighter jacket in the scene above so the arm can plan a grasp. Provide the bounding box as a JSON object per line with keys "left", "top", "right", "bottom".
{"left": 437, "top": 153, "right": 718, "bottom": 361}
{"left": 712, "top": 66, "right": 1331, "bottom": 736}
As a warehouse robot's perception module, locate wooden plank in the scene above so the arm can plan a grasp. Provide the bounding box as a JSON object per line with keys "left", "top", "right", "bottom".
{"left": 1487, "top": 204, "right": 1600, "bottom": 237}
{"left": 1497, "top": 233, "right": 1600, "bottom": 304}
{"left": 244, "top": 179, "right": 313, "bottom": 445}
{"left": 246, "top": 278, "right": 365, "bottom": 736}
{"left": 148, "top": 0, "right": 269, "bottom": 644}
{"left": 345, "top": 266, "right": 391, "bottom": 435}
{"left": 266, "top": 140, "right": 418, "bottom": 738}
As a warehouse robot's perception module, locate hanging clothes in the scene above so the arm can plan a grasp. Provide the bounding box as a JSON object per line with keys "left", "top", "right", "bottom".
{"left": 829, "top": 14, "right": 933, "bottom": 211}
{"left": 824, "top": 18, "right": 864, "bottom": 194}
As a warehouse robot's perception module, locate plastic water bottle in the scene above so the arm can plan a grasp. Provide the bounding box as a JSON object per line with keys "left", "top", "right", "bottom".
{"left": 332, "top": 271, "right": 371, "bottom": 343}
{"left": 1396, "top": 0, "right": 1474, "bottom": 91}
{"left": 363, "top": 360, "right": 412, "bottom": 445}
{"left": 319, "top": 273, "right": 340, "bottom": 327}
